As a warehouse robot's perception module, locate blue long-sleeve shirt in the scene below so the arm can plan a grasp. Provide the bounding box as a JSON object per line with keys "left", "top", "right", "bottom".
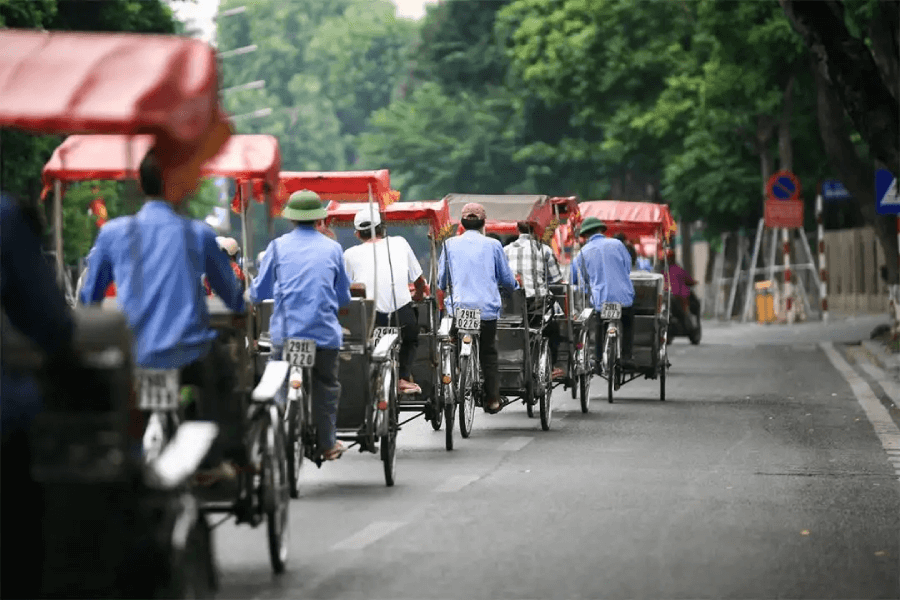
{"left": 437, "top": 230, "right": 518, "bottom": 320}
{"left": 250, "top": 225, "right": 351, "bottom": 350}
{"left": 1, "top": 196, "right": 75, "bottom": 434}
{"left": 571, "top": 233, "right": 635, "bottom": 308}
{"left": 79, "top": 200, "right": 244, "bottom": 368}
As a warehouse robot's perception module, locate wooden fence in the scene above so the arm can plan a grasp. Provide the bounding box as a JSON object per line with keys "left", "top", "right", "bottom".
{"left": 824, "top": 227, "right": 889, "bottom": 313}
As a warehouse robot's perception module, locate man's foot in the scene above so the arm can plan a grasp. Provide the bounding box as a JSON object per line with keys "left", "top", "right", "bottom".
{"left": 484, "top": 398, "right": 502, "bottom": 414}
{"left": 551, "top": 367, "right": 566, "bottom": 380}
{"left": 399, "top": 379, "right": 422, "bottom": 394}
{"left": 323, "top": 442, "right": 346, "bottom": 461}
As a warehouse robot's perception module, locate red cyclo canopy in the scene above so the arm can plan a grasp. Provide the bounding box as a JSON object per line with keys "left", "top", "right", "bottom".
{"left": 327, "top": 199, "right": 451, "bottom": 236}
{"left": 41, "top": 134, "right": 280, "bottom": 209}
{"left": 0, "top": 29, "right": 232, "bottom": 202}
{"left": 279, "top": 170, "right": 393, "bottom": 213}
{"left": 578, "top": 200, "right": 677, "bottom": 241}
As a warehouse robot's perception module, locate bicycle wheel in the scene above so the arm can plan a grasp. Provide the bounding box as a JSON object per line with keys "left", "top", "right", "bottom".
{"left": 263, "top": 412, "right": 289, "bottom": 574}
{"left": 606, "top": 334, "right": 616, "bottom": 404}
{"left": 538, "top": 341, "right": 552, "bottom": 431}
{"left": 381, "top": 402, "right": 398, "bottom": 487}
{"left": 579, "top": 330, "right": 591, "bottom": 413}
{"left": 286, "top": 398, "right": 302, "bottom": 499}
{"left": 458, "top": 352, "right": 476, "bottom": 438}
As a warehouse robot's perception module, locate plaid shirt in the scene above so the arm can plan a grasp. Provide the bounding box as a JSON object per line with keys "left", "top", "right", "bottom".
{"left": 503, "top": 234, "right": 563, "bottom": 298}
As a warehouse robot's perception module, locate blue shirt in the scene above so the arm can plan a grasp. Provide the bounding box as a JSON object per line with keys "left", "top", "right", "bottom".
{"left": 636, "top": 256, "right": 653, "bottom": 272}
{"left": 1, "top": 197, "right": 75, "bottom": 434}
{"left": 79, "top": 200, "right": 244, "bottom": 368}
{"left": 437, "top": 230, "right": 518, "bottom": 320}
{"left": 571, "top": 233, "right": 635, "bottom": 308}
{"left": 250, "top": 225, "right": 351, "bottom": 349}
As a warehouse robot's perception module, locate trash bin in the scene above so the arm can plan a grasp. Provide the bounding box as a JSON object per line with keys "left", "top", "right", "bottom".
{"left": 755, "top": 280, "right": 776, "bottom": 324}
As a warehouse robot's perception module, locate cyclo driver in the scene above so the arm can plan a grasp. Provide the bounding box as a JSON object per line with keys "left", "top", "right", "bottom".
{"left": 504, "top": 220, "right": 566, "bottom": 381}
{"left": 571, "top": 217, "right": 635, "bottom": 372}
{"left": 343, "top": 206, "right": 429, "bottom": 395}
{"left": 79, "top": 148, "right": 246, "bottom": 482}
{"left": 437, "top": 202, "right": 518, "bottom": 414}
{"left": 250, "top": 190, "right": 352, "bottom": 461}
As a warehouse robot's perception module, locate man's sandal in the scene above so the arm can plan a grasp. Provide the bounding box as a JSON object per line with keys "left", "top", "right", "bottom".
{"left": 484, "top": 400, "right": 502, "bottom": 414}
{"left": 323, "top": 442, "right": 346, "bottom": 461}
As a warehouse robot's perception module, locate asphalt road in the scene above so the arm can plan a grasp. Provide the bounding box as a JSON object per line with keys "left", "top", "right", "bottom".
{"left": 213, "top": 314, "right": 900, "bottom": 599}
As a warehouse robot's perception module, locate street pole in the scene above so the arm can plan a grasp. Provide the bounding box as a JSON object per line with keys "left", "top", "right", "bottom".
{"left": 816, "top": 193, "right": 828, "bottom": 322}
{"left": 783, "top": 227, "right": 794, "bottom": 324}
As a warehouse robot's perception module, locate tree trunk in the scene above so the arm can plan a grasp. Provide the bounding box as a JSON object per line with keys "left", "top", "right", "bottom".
{"left": 812, "top": 58, "right": 899, "bottom": 285}
{"left": 868, "top": 0, "right": 899, "bottom": 104}
{"left": 756, "top": 115, "right": 775, "bottom": 203}
{"left": 781, "top": 0, "right": 900, "bottom": 172}
{"left": 778, "top": 74, "right": 795, "bottom": 172}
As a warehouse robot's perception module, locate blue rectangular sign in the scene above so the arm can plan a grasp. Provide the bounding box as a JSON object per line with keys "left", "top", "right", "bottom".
{"left": 822, "top": 180, "right": 851, "bottom": 201}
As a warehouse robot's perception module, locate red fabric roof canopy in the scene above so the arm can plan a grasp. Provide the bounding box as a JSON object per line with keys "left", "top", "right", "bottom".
{"left": 578, "top": 200, "right": 676, "bottom": 241}
{"left": 327, "top": 199, "right": 451, "bottom": 236}
{"left": 0, "top": 30, "right": 222, "bottom": 142}
{"left": 549, "top": 196, "right": 582, "bottom": 225}
{"left": 41, "top": 134, "right": 279, "bottom": 209}
{"left": 279, "top": 170, "right": 393, "bottom": 211}
{"left": 42, "top": 134, "right": 153, "bottom": 183}
{"left": 0, "top": 29, "right": 232, "bottom": 203}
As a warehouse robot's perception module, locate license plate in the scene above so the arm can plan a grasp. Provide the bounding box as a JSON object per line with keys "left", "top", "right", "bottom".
{"left": 136, "top": 368, "right": 179, "bottom": 411}
{"left": 372, "top": 327, "right": 399, "bottom": 345}
{"left": 601, "top": 302, "right": 622, "bottom": 320}
{"left": 456, "top": 308, "right": 481, "bottom": 331}
{"left": 285, "top": 338, "right": 316, "bottom": 368}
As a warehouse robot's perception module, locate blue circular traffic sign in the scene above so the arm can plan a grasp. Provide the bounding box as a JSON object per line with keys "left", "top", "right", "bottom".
{"left": 766, "top": 170, "right": 801, "bottom": 202}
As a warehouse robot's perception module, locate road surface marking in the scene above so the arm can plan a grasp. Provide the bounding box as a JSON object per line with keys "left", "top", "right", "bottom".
{"left": 822, "top": 343, "right": 900, "bottom": 461}
{"left": 497, "top": 436, "right": 533, "bottom": 452}
{"left": 435, "top": 474, "right": 480, "bottom": 493}
{"left": 857, "top": 362, "right": 900, "bottom": 407}
{"left": 331, "top": 521, "right": 407, "bottom": 551}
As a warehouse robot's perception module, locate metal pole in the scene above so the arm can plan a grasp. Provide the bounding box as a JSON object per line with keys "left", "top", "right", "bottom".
{"left": 816, "top": 193, "right": 828, "bottom": 321}
{"left": 725, "top": 230, "right": 744, "bottom": 320}
{"left": 54, "top": 179, "right": 64, "bottom": 290}
{"left": 783, "top": 228, "right": 794, "bottom": 324}
{"left": 741, "top": 218, "right": 765, "bottom": 322}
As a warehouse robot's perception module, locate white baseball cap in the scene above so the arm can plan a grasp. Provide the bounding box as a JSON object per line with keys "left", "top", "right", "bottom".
{"left": 216, "top": 236, "right": 240, "bottom": 257}
{"left": 353, "top": 206, "right": 382, "bottom": 231}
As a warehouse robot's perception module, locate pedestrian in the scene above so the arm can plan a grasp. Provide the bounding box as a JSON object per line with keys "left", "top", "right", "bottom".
{"left": 571, "top": 217, "right": 636, "bottom": 371}
{"left": 504, "top": 220, "right": 566, "bottom": 380}
{"left": 343, "top": 205, "right": 429, "bottom": 395}
{"left": 79, "top": 147, "right": 246, "bottom": 483}
{"left": 438, "top": 202, "right": 519, "bottom": 414}
{"left": 250, "top": 190, "right": 352, "bottom": 461}
{"left": 664, "top": 249, "right": 698, "bottom": 336}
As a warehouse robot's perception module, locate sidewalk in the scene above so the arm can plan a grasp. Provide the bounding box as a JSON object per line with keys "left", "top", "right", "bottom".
{"left": 700, "top": 312, "right": 888, "bottom": 347}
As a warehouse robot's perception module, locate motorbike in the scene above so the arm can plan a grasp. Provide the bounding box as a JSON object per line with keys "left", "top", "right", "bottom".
{"left": 666, "top": 286, "right": 702, "bottom": 345}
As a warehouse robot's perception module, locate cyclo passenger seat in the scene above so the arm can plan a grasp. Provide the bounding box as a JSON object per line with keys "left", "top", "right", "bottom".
{"left": 629, "top": 272, "right": 665, "bottom": 369}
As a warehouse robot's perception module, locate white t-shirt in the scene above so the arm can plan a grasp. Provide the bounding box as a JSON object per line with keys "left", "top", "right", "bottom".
{"left": 343, "top": 236, "right": 423, "bottom": 313}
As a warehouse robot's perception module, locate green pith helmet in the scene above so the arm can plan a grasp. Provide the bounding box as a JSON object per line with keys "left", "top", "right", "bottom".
{"left": 282, "top": 189, "right": 327, "bottom": 221}
{"left": 578, "top": 217, "right": 607, "bottom": 237}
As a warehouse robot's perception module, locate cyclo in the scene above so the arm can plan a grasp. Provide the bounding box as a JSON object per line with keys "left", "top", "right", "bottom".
{"left": 545, "top": 196, "right": 595, "bottom": 413}
{"left": 325, "top": 196, "right": 458, "bottom": 449}
{"left": 442, "top": 194, "right": 555, "bottom": 434}
{"left": 577, "top": 200, "right": 676, "bottom": 403}
{"left": 45, "top": 132, "right": 292, "bottom": 574}
{"left": 2, "top": 29, "right": 239, "bottom": 596}
{"left": 253, "top": 170, "right": 402, "bottom": 488}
